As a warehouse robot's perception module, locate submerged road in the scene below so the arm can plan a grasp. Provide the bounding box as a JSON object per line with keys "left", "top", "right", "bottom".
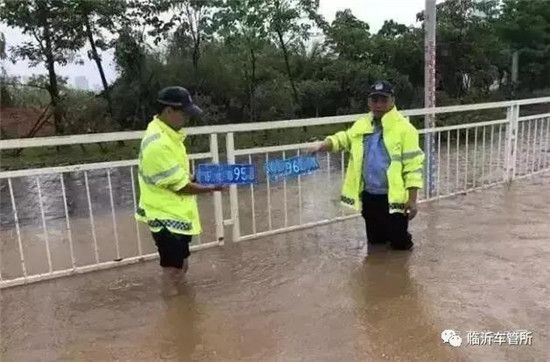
{"left": 1, "top": 172, "right": 550, "bottom": 361}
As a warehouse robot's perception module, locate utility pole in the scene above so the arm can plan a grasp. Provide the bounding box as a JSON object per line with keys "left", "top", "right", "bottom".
{"left": 424, "top": 0, "right": 437, "bottom": 197}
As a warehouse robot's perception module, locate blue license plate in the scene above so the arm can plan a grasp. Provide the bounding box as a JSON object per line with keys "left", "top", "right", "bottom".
{"left": 265, "top": 155, "right": 320, "bottom": 182}
{"left": 196, "top": 164, "right": 257, "bottom": 185}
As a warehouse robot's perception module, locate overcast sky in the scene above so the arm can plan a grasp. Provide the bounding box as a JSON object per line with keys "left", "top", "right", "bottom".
{"left": 0, "top": 0, "right": 444, "bottom": 89}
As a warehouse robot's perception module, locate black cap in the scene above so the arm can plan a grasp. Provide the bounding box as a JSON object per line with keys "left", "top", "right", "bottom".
{"left": 157, "top": 86, "right": 203, "bottom": 117}
{"left": 368, "top": 80, "right": 394, "bottom": 97}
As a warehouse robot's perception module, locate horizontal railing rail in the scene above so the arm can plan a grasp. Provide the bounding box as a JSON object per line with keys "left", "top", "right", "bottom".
{"left": 1, "top": 97, "right": 549, "bottom": 289}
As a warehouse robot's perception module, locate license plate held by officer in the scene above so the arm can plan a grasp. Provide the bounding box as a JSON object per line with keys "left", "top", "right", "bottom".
{"left": 264, "top": 155, "right": 320, "bottom": 182}
{"left": 196, "top": 163, "right": 257, "bottom": 185}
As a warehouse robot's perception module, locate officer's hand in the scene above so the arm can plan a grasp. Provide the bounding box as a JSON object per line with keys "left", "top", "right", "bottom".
{"left": 405, "top": 201, "right": 418, "bottom": 220}
{"left": 306, "top": 141, "right": 324, "bottom": 155}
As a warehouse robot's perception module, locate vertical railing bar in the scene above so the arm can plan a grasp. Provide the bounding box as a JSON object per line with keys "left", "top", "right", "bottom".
{"left": 426, "top": 133, "right": 434, "bottom": 200}
{"left": 265, "top": 152, "right": 273, "bottom": 231}
{"left": 436, "top": 131, "right": 441, "bottom": 196}
{"left": 527, "top": 120, "right": 537, "bottom": 174}
{"left": 518, "top": 120, "right": 523, "bottom": 175}
{"left": 455, "top": 129, "right": 460, "bottom": 192}
{"left": 106, "top": 169, "right": 121, "bottom": 260}
{"left": 297, "top": 149, "right": 303, "bottom": 225}
{"left": 545, "top": 118, "right": 550, "bottom": 169}
{"left": 541, "top": 118, "right": 545, "bottom": 169}
{"left": 542, "top": 118, "right": 547, "bottom": 169}
{"left": 526, "top": 120, "right": 531, "bottom": 175}
{"left": 473, "top": 127, "right": 478, "bottom": 188}
{"left": 540, "top": 118, "right": 544, "bottom": 169}
{"left": 84, "top": 171, "right": 100, "bottom": 263}
{"left": 129, "top": 166, "right": 143, "bottom": 256}
{"left": 464, "top": 129, "right": 469, "bottom": 190}
{"left": 540, "top": 118, "right": 550, "bottom": 169}
{"left": 60, "top": 174, "right": 76, "bottom": 269}
{"left": 537, "top": 118, "right": 544, "bottom": 171}
{"left": 543, "top": 118, "right": 549, "bottom": 169}
{"left": 498, "top": 123, "right": 503, "bottom": 177}
{"left": 192, "top": 159, "right": 202, "bottom": 245}
{"left": 341, "top": 151, "right": 345, "bottom": 216}
{"left": 193, "top": 157, "right": 202, "bottom": 245}
{"left": 489, "top": 125, "right": 494, "bottom": 184}
{"left": 546, "top": 117, "right": 550, "bottom": 169}
{"left": 543, "top": 118, "right": 547, "bottom": 169}
{"left": 192, "top": 158, "right": 202, "bottom": 245}
{"left": 248, "top": 154, "right": 257, "bottom": 235}
{"left": 481, "top": 126, "right": 486, "bottom": 186}
{"left": 532, "top": 118, "right": 539, "bottom": 173}
{"left": 446, "top": 130, "right": 451, "bottom": 195}
{"left": 282, "top": 150, "right": 288, "bottom": 227}
{"left": 529, "top": 119, "right": 535, "bottom": 173}
{"left": 512, "top": 105, "right": 520, "bottom": 180}
{"left": 8, "top": 178, "right": 27, "bottom": 278}
{"left": 36, "top": 177, "right": 52, "bottom": 273}
{"left": 516, "top": 121, "right": 529, "bottom": 175}
{"left": 209, "top": 133, "right": 224, "bottom": 245}
{"left": 226, "top": 132, "right": 241, "bottom": 242}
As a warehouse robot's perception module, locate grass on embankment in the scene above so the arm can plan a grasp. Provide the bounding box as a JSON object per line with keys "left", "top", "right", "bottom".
{"left": 0, "top": 124, "right": 346, "bottom": 170}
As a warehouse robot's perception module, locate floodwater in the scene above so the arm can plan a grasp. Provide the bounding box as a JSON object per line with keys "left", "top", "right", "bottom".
{"left": 1, "top": 172, "right": 550, "bottom": 361}
{"left": 1, "top": 119, "right": 549, "bottom": 360}
{"left": 2, "top": 122, "right": 549, "bottom": 281}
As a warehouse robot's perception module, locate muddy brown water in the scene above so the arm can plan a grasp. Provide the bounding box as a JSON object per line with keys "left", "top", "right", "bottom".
{"left": 1, "top": 127, "right": 549, "bottom": 280}
{"left": 1, "top": 172, "right": 549, "bottom": 361}
{"left": 1, "top": 122, "right": 550, "bottom": 360}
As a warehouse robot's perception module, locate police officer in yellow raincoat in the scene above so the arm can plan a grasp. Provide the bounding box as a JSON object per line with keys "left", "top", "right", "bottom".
{"left": 136, "top": 86, "right": 224, "bottom": 276}
{"left": 310, "top": 81, "right": 424, "bottom": 250}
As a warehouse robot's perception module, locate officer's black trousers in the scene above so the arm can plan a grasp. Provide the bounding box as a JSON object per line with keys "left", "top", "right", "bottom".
{"left": 360, "top": 191, "right": 413, "bottom": 250}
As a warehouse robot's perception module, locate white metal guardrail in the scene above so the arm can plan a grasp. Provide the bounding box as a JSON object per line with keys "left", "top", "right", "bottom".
{"left": 1, "top": 97, "right": 549, "bottom": 288}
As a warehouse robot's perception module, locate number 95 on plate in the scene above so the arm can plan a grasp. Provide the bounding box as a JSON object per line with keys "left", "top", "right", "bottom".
{"left": 196, "top": 163, "right": 257, "bottom": 185}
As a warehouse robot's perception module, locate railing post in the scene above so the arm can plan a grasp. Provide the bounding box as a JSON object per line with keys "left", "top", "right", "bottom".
{"left": 209, "top": 133, "right": 225, "bottom": 245}
{"left": 226, "top": 132, "right": 241, "bottom": 242}
{"left": 504, "top": 103, "right": 519, "bottom": 183}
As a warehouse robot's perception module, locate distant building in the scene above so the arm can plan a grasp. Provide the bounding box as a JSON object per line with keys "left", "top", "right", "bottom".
{"left": 74, "top": 76, "right": 89, "bottom": 90}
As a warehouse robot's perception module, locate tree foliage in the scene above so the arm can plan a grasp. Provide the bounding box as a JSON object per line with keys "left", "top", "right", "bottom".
{"left": 2, "top": 0, "right": 550, "bottom": 135}
{"left": 0, "top": 0, "right": 86, "bottom": 133}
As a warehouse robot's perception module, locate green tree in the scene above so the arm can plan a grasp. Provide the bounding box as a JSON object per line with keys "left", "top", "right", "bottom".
{"left": 0, "top": 0, "right": 86, "bottom": 134}
{"left": 267, "top": 0, "right": 320, "bottom": 107}
{"left": 416, "top": 0, "right": 505, "bottom": 99}
{"left": 324, "top": 9, "right": 371, "bottom": 61}
{"left": 67, "top": 0, "right": 129, "bottom": 117}
{"left": 498, "top": 0, "right": 550, "bottom": 92}
{"left": 214, "top": 0, "right": 271, "bottom": 121}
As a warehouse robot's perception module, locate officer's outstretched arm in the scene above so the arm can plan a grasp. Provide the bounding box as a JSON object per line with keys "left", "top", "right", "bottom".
{"left": 178, "top": 182, "right": 224, "bottom": 195}
{"left": 309, "top": 128, "right": 351, "bottom": 154}
{"left": 325, "top": 129, "right": 352, "bottom": 152}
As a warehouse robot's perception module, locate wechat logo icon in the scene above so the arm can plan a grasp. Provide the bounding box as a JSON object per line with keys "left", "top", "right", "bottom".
{"left": 441, "top": 329, "right": 463, "bottom": 347}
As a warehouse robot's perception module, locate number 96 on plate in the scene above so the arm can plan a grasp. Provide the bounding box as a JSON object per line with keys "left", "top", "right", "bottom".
{"left": 265, "top": 155, "right": 320, "bottom": 182}
{"left": 196, "top": 163, "right": 256, "bottom": 185}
